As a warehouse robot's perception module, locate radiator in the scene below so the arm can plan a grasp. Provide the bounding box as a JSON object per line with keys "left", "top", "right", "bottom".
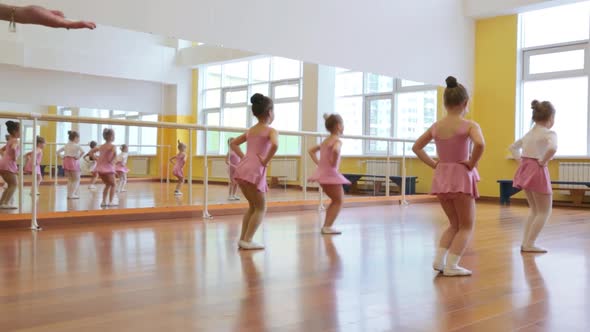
{"left": 365, "top": 160, "right": 400, "bottom": 177}
{"left": 130, "top": 157, "right": 149, "bottom": 175}
{"left": 211, "top": 159, "right": 228, "bottom": 178}
{"left": 558, "top": 162, "right": 590, "bottom": 194}
{"left": 270, "top": 159, "right": 298, "bottom": 181}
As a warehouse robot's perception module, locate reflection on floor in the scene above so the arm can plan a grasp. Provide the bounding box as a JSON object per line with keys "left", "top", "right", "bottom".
{"left": 0, "top": 180, "right": 372, "bottom": 214}
{"left": 1, "top": 203, "right": 587, "bottom": 331}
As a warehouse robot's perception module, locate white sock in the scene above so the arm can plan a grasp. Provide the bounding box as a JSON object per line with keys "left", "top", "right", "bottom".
{"left": 434, "top": 247, "right": 448, "bottom": 265}
{"left": 446, "top": 253, "right": 461, "bottom": 268}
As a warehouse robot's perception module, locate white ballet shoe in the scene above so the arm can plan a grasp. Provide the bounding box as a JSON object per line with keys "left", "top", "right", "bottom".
{"left": 433, "top": 262, "right": 444, "bottom": 273}
{"left": 238, "top": 240, "right": 265, "bottom": 250}
{"left": 521, "top": 245, "right": 548, "bottom": 253}
{"left": 443, "top": 265, "right": 472, "bottom": 277}
{"left": 321, "top": 227, "right": 342, "bottom": 235}
{"left": 100, "top": 202, "right": 108, "bottom": 208}
{"left": 233, "top": 195, "right": 240, "bottom": 200}
{"left": 109, "top": 202, "right": 119, "bottom": 207}
{"left": 30, "top": 225, "right": 42, "bottom": 231}
{"left": 174, "top": 191, "right": 183, "bottom": 196}
{"left": 88, "top": 185, "right": 96, "bottom": 190}
{"left": 0, "top": 204, "right": 17, "bottom": 210}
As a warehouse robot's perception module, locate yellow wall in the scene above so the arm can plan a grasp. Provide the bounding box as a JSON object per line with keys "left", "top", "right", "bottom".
{"left": 40, "top": 106, "right": 57, "bottom": 165}
{"left": 473, "top": 15, "right": 520, "bottom": 197}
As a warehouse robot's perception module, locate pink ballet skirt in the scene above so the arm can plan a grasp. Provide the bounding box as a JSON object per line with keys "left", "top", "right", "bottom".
{"left": 234, "top": 127, "right": 273, "bottom": 192}
{"left": 172, "top": 153, "right": 186, "bottom": 178}
{"left": 63, "top": 156, "right": 80, "bottom": 172}
{"left": 430, "top": 121, "right": 480, "bottom": 198}
{"left": 431, "top": 163, "right": 480, "bottom": 198}
{"left": 308, "top": 140, "right": 351, "bottom": 185}
{"left": 115, "top": 162, "right": 129, "bottom": 173}
{"left": 228, "top": 151, "right": 241, "bottom": 182}
{"left": 95, "top": 145, "right": 116, "bottom": 175}
{"left": 24, "top": 151, "right": 43, "bottom": 175}
{"left": 0, "top": 142, "right": 19, "bottom": 174}
{"left": 513, "top": 157, "right": 552, "bottom": 194}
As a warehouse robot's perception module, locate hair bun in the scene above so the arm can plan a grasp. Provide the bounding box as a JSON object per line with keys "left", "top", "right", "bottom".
{"left": 67, "top": 130, "right": 72, "bottom": 135}
{"left": 323, "top": 113, "right": 330, "bottom": 120}
{"left": 250, "top": 93, "right": 264, "bottom": 105}
{"left": 531, "top": 100, "right": 540, "bottom": 110}
{"left": 445, "top": 76, "right": 458, "bottom": 88}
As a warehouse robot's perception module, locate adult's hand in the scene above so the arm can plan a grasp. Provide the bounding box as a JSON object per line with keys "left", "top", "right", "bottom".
{"left": 2, "top": 4, "right": 96, "bottom": 30}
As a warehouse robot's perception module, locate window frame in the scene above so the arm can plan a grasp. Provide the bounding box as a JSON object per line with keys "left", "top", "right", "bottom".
{"left": 523, "top": 42, "right": 587, "bottom": 81}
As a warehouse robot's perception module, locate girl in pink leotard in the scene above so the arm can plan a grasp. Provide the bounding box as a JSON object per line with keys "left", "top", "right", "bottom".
{"left": 89, "top": 128, "right": 118, "bottom": 207}
{"left": 57, "top": 131, "right": 85, "bottom": 199}
{"left": 24, "top": 136, "right": 46, "bottom": 195}
{"left": 226, "top": 137, "right": 241, "bottom": 201}
{"left": 230, "top": 93, "right": 279, "bottom": 250}
{"left": 170, "top": 141, "right": 187, "bottom": 197}
{"left": 0, "top": 121, "right": 20, "bottom": 210}
{"left": 308, "top": 114, "right": 351, "bottom": 235}
{"left": 413, "top": 76, "right": 485, "bottom": 277}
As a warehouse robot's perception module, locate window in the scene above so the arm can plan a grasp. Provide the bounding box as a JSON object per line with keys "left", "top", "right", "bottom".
{"left": 334, "top": 69, "right": 438, "bottom": 156}
{"left": 139, "top": 114, "right": 158, "bottom": 155}
{"left": 200, "top": 56, "right": 303, "bottom": 155}
{"left": 57, "top": 108, "right": 73, "bottom": 144}
{"left": 396, "top": 90, "right": 437, "bottom": 155}
{"left": 521, "top": 2, "right": 590, "bottom": 48}
{"left": 23, "top": 124, "right": 41, "bottom": 153}
{"left": 336, "top": 97, "right": 363, "bottom": 155}
{"left": 57, "top": 108, "right": 158, "bottom": 155}
{"left": 519, "top": 2, "right": 590, "bottom": 156}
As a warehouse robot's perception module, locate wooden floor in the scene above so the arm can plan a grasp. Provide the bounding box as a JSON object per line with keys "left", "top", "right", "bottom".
{"left": 1, "top": 202, "right": 589, "bottom": 331}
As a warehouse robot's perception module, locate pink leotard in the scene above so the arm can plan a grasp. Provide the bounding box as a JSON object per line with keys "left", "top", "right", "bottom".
{"left": 309, "top": 139, "right": 350, "bottom": 185}
{"left": 430, "top": 120, "right": 480, "bottom": 198}
{"left": 233, "top": 127, "right": 273, "bottom": 192}
{"left": 0, "top": 139, "right": 20, "bottom": 174}
{"left": 95, "top": 144, "right": 116, "bottom": 175}
{"left": 172, "top": 153, "right": 186, "bottom": 178}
